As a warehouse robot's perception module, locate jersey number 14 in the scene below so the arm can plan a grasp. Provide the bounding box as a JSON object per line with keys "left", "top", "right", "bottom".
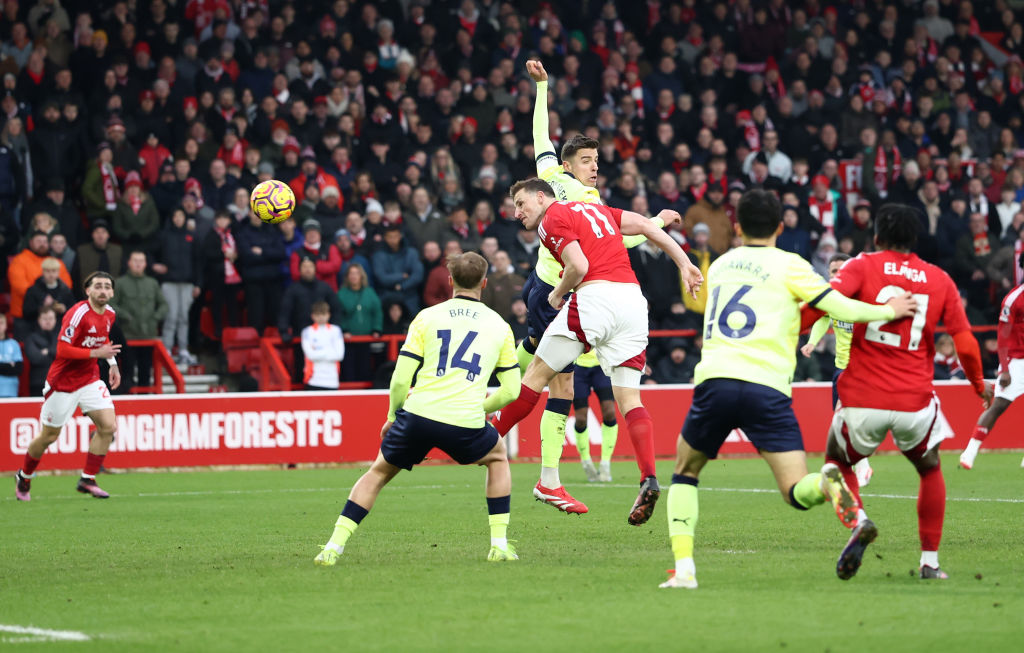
{"left": 436, "top": 330, "right": 482, "bottom": 381}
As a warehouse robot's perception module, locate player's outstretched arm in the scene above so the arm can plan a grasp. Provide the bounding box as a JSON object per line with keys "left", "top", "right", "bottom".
{"left": 802, "top": 316, "right": 831, "bottom": 358}
{"left": 620, "top": 210, "right": 703, "bottom": 299}
{"left": 386, "top": 354, "right": 419, "bottom": 422}
{"left": 621, "top": 215, "right": 667, "bottom": 248}
{"left": 483, "top": 368, "right": 522, "bottom": 414}
{"left": 528, "top": 61, "right": 558, "bottom": 177}
{"left": 952, "top": 329, "right": 992, "bottom": 406}
{"left": 548, "top": 242, "right": 589, "bottom": 309}
{"left": 814, "top": 289, "right": 915, "bottom": 324}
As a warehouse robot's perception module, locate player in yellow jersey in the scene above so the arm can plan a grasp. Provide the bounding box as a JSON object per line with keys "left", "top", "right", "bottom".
{"left": 801, "top": 252, "right": 874, "bottom": 488}
{"left": 520, "top": 60, "right": 698, "bottom": 514}
{"left": 572, "top": 349, "right": 618, "bottom": 482}
{"left": 314, "top": 253, "right": 522, "bottom": 565}
{"left": 659, "top": 190, "right": 917, "bottom": 589}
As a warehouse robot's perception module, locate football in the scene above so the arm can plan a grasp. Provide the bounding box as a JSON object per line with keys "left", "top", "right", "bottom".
{"left": 250, "top": 179, "right": 296, "bottom": 224}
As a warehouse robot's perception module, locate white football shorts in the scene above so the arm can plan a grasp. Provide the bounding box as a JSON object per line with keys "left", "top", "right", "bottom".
{"left": 40, "top": 379, "right": 114, "bottom": 428}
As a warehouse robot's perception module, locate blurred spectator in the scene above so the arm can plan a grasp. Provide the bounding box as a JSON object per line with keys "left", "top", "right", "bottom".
{"left": 934, "top": 334, "right": 965, "bottom": 381}
{"left": 402, "top": 186, "right": 443, "bottom": 250}
{"left": 113, "top": 171, "right": 160, "bottom": 253}
{"left": 424, "top": 240, "right": 461, "bottom": 308}
{"left": 113, "top": 250, "right": 169, "bottom": 393}
{"left": 480, "top": 250, "right": 525, "bottom": 321}
{"left": 0, "top": 312, "right": 21, "bottom": 397}
{"left": 236, "top": 209, "right": 286, "bottom": 334}
{"left": 279, "top": 255, "right": 342, "bottom": 383}
{"left": 654, "top": 340, "right": 696, "bottom": 385}
{"left": 154, "top": 208, "right": 200, "bottom": 365}
{"left": 683, "top": 184, "right": 730, "bottom": 255}
{"left": 73, "top": 220, "right": 123, "bottom": 294}
{"left": 290, "top": 218, "right": 341, "bottom": 291}
{"left": 49, "top": 232, "right": 74, "bottom": 271}
{"left": 25, "top": 305, "right": 58, "bottom": 397}
{"left": 199, "top": 211, "right": 242, "bottom": 337}
{"left": 373, "top": 224, "right": 423, "bottom": 315}
{"left": 301, "top": 301, "right": 344, "bottom": 391}
{"left": 442, "top": 206, "right": 481, "bottom": 252}
{"left": 25, "top": 178, "right": 81, "bottom": 249}
{"left": 334, "top": 228, "right": 372, "bottom": 288}
{"left": 778, "top": 205, "right": 812, "bottom": 261}
{"left": 20, "top": 255, "right": 73, "bottom": 337}
{"left": 684, "top": 223, "right": 719, "bottom": 315}
{"left": 8, "top": 230, "right": 71, "bottom": 319}
{"left": 82, "top": 142, "right": 119, "bottom": 222}
{"left": 509, "top": 298, "right": 529, "bottom": 343}
{"left": 337, "top": 262, "right": 381, "bottom": 382}
{"left": 955, "top": 212, "right": 1001, "bottom": 317}
{"left": 630, "top": 238, "right": 683, "bottom": 324}
{"left": 812, "top": 234, "right": 839, "bottom": 279}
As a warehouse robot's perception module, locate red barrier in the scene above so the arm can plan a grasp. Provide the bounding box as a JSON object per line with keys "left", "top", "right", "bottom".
{"left": 2, "top": 382, "right": 1019, "bottom": 472}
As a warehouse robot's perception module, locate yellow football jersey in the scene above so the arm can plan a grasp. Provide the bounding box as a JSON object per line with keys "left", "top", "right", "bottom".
{"left": 399, "top": 297, "right": 519, "bottom": 428}
{"left": 831, "top": 317, "right": 853, "bottom": 370}
{"left": 694, "top": 246, "right": 833, "bottom": 397}
{"left": 576, "top": 349, "right": 600, "bottom": 367}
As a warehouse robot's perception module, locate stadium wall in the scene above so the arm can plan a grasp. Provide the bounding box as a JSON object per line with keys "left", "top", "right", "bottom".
{"left": 1, "top": 382, "right": 1019, "bottom": 472}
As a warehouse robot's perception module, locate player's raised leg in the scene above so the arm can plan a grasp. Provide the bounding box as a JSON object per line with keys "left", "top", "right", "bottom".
{"left": 961, "top": 397, "right": 1012, "bottom": 469}
{"left": 824, "top": 428, "right": 877, "bottom": 580}
{"left": 77, "top": 406, "right": 116, "bottom": 498}
{"left": 315, "top": 450, "right": 401, "bottom": 566}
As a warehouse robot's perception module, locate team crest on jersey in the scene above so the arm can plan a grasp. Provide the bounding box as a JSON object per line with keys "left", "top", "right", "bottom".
{"left": 64, "top": 326, "right": 74, "bottom": 338}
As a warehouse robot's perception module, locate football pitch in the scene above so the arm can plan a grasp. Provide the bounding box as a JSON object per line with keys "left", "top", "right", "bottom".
{"left": 2, "top": 453, "right": 1022, "bottom": 652}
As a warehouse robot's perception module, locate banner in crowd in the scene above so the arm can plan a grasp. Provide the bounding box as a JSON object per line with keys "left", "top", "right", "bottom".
{"left": 1, "top": 383, "right": 1019, "bottom": 472}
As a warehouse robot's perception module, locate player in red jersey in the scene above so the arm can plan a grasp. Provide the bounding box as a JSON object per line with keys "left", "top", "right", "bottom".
{"left": 812, "top": 205, "right": 991, "bottom": 580}
{"left": 15, "top": 272, "right": 122, "bottom": 501}
{"left": 494, "top": 178, "right": 702, "bottom": 525}
{"left": 960, "top": 249, "right": 1024, "bottom": 470}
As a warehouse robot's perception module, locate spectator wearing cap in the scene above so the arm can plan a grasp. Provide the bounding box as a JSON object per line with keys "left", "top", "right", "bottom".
{"left": 654, "top": 339, "right": 697, "bottom": 385}
{"left": 135, "top": 91, "right": 166, "bottom": 149}
{"left": 683, "top": 183, "right": 731, "bottom": 255}
{"left": 8, "top": 229, "right": 71, "bottom": 319}
{"left": 812, "top": 234, "right": 839, "bottom": 279}
{"left": 106, "top": 115, "right": 140, "bottom": 177}
{"left": 314, "top": 185, "right": 345, "bottom": 232}
{"left": 139, "top": 131, "right": 173, "bottom": 188}
{"left": 402, "top": 186, "right": 444, "bottom": 250}
{"left": 29, "top": 100, "right": 77, "bottom": 193}
{"left": 113, "top": 171, "right": 160, "bottom": 253}
{"left": 290, "top": 218, "right": 342, "bottom": 292}
{"left": 291, "top": 182, "right": 320, "bottom": 226}
{"left": 235, "top": 206, "right": 287, "bottom": 335}
{"left": 25, "top": 178, "right": 81, "bottom": 248}
{"left": 275, "top": 136, "right": 302, "bottom": 185}
{"left": 372, "top": 224, "right": 424, "bottom": 315}
{"left": 150, "top": 160, "right": 185, "bottom": 217}
{"left": 72, "top": 219, "right": 123, "bottom": 294}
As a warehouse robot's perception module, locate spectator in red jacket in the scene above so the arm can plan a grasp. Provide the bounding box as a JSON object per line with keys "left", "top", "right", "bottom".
{"left": 290, "top": 219, "right": 342, "bottom": 291}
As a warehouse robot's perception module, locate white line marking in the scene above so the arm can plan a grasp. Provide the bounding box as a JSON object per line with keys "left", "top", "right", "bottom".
{"left": 0, "top": 624, "right": 90, "bottom": 642}
{"left": 3, "top": 483, "right": 1021, "bottom": 504}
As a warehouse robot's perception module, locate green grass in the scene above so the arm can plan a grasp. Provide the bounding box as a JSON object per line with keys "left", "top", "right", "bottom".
{"left": 2, "top": 453, "right": 1023, "bottom": 652}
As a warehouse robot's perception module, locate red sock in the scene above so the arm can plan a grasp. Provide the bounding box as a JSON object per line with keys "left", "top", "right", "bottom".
{"left": 826, "top": 456, "right": 861, "bottom": 508}
{"left": 971, "top": 425, "right": 989, "bottom": 442}
{"left": 917, "top": 465, "right": 946, "bottom": 551}
{"left": 624, "top": 406, "right": 656, "bottom": 480}
{"left": 83, "top": 453, "right": 105, "bottom": 477}
{"left": 21, "top": 453, "right": 41, "bottom": 476}
{"left": 492, "top": 385, "right": 541, "bottom": 436}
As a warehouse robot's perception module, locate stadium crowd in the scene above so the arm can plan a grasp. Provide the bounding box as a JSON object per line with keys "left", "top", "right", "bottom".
{"left": 2, "top": 0, "right": 1024, "bottom": 395}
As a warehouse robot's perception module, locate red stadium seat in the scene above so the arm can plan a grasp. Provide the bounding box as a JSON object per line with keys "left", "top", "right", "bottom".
{"left": 221, "top": 327, "right": 260, "bottom": 374}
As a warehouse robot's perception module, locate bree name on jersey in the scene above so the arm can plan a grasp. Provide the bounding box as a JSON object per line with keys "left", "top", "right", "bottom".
{"left": 450, "top": 306, "right": 481, "bottom": 320}
{"left": 723, "top": 256, "right": 770, "bottom": 283}
{"left": 883, "top": 260, "right": 928, "bottom": 282}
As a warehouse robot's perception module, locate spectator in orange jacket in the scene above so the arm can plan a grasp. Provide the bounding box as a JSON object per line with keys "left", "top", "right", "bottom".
{"left": 7, "top": 230, "right": 72, "bottom": 319}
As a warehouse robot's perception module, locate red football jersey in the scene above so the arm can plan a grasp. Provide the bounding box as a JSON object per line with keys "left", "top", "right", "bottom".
{"left": 537, "top": 201, "right": 639, "bottom": 285}
{"left": 999, "top": 284, "right": 1024, "bottom": 362}
{"left": 831, "top": 251, "right": 969, "bottom": 412}
{"left": 48, "top": 301, "right": 117, "bottom": 393}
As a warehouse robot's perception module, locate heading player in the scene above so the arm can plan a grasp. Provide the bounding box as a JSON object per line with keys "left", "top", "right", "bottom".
{"left": 960, "top": 249, "right": 1024, "bottom": 470}
{"left": 494, "top": 178, "right": 701, "bottom": 526}
{"left": 801, "top": 252, "right": 874, "bottom": 488}
{"left": 820, "top": 204, "right": 990, "bottom": 581}
{"left": 15, "top": 272, "right": 121, "bottom": 501}
{"left": 660, "top": 190, "right": 916, "bottom": 590}
{"left": 520, "top": 60, "right": 700, "bottom": 514}
{"left": 314, "top": 253, "right": 522, "bottom": 565}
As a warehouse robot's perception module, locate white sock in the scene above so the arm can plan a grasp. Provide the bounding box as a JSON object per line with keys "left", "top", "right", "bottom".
{"left": 964, "top": 439, "right": 982, "bottom": 456}
{"left": 325, "top": 542, "right": 343, "bottom": 554}
{"left": 540, "top": 466, "right": 561, "bottom": 488}
{"left": 856, "top": 508, "right": 869, "bottom": 525}
{"left": 490, "top": 537, "right": 507, "bottom": 548}
{"left": 920, "top": 550, "right": 939, "bottom": 569}
{"left": 599, "top": 460, "right": 611, "bottom": 472}
{"left": 81, "top": 473, "right": 96, "bottom": 480}
{"left": 675, "top": 557, "right": 696, "bottom": 578}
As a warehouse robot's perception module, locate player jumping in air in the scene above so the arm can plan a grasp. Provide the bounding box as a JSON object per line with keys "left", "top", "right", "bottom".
{"left": 801, "top": 252, "right": 874, "bottom": 488}
{"left": 572, "top": 349, "right": 618, "bottom": 483}
{"left": 314, "top": 253, "right": 522, "bottom": 565}
{"left": 519, "top": 60, "right": 696, "bottom": 514}
{"left": 819, "top": 205, "right": 990, "bottom": 581}
{"left": 960, "top": 249, "right": 1024, "bottom": 470}
{"left": 660, "top": 190, "right": 917, "bottom": 589}
{"left": 494, "top": 179, "right": 701, "bottom": 526}
{"left": 15, "top": 272, "right": 122, "bottom": 501}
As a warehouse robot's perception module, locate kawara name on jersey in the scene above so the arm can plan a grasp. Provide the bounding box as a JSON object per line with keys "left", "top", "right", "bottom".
{"left": 884, "top": 260, "right": 928, "bottom": 282}
{"left": 723, "top": 256, "right": 770, "bottom": 283}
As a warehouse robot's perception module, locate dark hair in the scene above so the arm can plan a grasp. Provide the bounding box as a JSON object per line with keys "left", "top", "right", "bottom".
{"left": 311, "top": 301, "right": 330, "bottom": 315}
{"left": 560, "top": 133, "right": 599, "bottom": 162}
{"left": 829, "top": 252, "right": 851, "bottom": 265}
{"left": 447, "top": 252, "right": 488, "bottom": 290}
{"left": 84, "top": 271, "right": 115, "bottom": 291}
{"left": 736, "top": 189, "right": 782, "bottom": 238}
{"left": 874, "top": 203, "right": 920, "bottom": 250}
{"left": 509, "top": 177, "right": 555, "bottom": 199}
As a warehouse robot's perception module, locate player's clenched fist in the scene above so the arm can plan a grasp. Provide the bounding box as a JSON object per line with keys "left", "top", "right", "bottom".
{"left": 656, "top": 209, "right": 682, "bottom": 226}
{"left": 526, "top": 60, "right": 548, "bottom": 82}
{"left": 548, "top": 290, "right": 565, "bottom": 310}
{"left": 885, "top": 291, "right": 917, "bottom": 319}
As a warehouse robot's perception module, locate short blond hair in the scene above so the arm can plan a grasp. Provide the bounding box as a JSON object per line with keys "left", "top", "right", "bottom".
{"left": 41, "top": 257, "right": 61, "bottom": 271}
{"left": 447, "top": 252, "right": 488, "bottom": 290}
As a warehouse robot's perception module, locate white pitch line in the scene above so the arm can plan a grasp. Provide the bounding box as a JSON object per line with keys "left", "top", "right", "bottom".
{"left": 0, "top": 624, "right": 90, "bottom": 642}
{"left": 2, "top": 483, "right": 1021, "bottom": 504}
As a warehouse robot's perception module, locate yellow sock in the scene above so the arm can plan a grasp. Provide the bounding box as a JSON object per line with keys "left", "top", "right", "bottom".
{"left": 667, "top": 480, "right": 699, "bottom": 568}
{"left": 671, "top": 534, "right": 694, "bottom": 561}
{"left": 328, "top": 515, "right": 359, "bottom": 549}
{"left": 489, "top": 513, "right": 510, "bottom": 546}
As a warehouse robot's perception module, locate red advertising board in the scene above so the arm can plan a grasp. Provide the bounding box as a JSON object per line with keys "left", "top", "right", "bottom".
{"left": 1, "top": 383, "right": 1019, "bottom": 472}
